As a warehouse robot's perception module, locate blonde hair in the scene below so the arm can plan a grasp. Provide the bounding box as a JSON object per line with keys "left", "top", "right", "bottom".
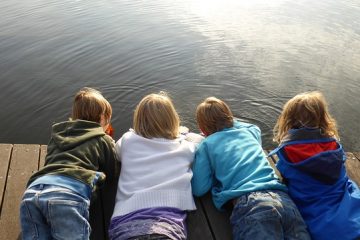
{"left": 273, "top": 91, "right": 339, "bottom": 143}
{"left": 196, "top": 97, "right": 233, "bottom": 135}
{"left": 72, "top": 87, "right": 112, "bottom": 124}
{"left": 133, "top": 92, "right": 180, "bottom": 139}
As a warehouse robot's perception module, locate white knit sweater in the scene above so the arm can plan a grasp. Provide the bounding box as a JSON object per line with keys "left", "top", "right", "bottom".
{"left": 111, "top": 129, "right": 197, "bottom": 217}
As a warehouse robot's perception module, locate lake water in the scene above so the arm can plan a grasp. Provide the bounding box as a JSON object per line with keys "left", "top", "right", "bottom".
{"left": 1, "top": 0, "right": 359, "bottom": 151}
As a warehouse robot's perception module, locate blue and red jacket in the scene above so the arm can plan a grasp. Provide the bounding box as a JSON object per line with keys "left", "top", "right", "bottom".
{"left": 269, "top": 128, "right": 360, "bottom": 240}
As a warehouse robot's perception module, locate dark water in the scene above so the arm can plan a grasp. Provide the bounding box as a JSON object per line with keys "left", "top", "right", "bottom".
{"left": 1, "top": 0, "right": 360, "bottom": 151}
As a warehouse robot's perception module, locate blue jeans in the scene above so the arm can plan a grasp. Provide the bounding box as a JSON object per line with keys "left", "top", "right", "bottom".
{"left": 20, "top": 184, "right": 91, "bottom": 240}
{"left": 230, "top": 190, "right": 311, "bottom": 240}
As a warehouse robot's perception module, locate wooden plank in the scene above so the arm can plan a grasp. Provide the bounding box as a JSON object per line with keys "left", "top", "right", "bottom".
{"left": 39, "top": 145, "right": 47, "bottom": 168}
{"left": 0, "top": 144, "right": 40, "bottom": 240}
{"left": 0, "top": 144, "right": 13, "bottom": 217}
{"left": 187, "top": 197, "right": 214, "bottom": 240}
{"left": 265, "top": 150, "right": 283, "bottom": 181}
{"left": 345, "top": 153, "right": 360, "bottom": 186}
{"left": 265, "top": 149, "right": 278, "bottom": 164}
{"left": 199, "top": 193, "right": 232, "bottom": 240}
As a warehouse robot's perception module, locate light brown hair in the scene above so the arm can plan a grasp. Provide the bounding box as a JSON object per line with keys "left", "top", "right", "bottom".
{"left": 133, "top": 92, "right": 180, "bottom": 139}
{"left": 72, "top": 87, "right": 112, "bottom": 124}
{"left": 196, "top": 97, "right": 234, "bottom": 136}
{"left": 273, "top": 91, "right": 339, "bottom": 143}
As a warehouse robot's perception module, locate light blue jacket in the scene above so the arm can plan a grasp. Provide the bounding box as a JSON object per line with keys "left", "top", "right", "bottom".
{"left": 191, "top": 120, "right": 286, "bottom": 210}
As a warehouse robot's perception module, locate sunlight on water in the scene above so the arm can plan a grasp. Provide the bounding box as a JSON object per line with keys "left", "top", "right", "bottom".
{"left": 0, "top": 0, "right": 359, "bottom": 150}
{"left": 177, "top": 0, "right": 360, "bottom": 91}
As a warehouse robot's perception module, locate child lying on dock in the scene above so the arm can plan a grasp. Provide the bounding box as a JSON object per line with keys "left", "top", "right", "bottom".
{"left": 20, "top": 87, "right": 118, "bottom": 239}
{"left": 109, "top": 91, "right": 202, "bottom": 240}
{"left": 270, "top": 91, "right": 360, "bottom": 240}
{"left": 191, "top": 97, "right": 310, "bottom": 240}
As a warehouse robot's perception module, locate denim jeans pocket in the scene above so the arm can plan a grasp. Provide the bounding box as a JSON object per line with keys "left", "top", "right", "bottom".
{"left": 20, "top": 199, "right": 39, "bottom": 239}
{"left": 49, "top": 198, "right": 90, "bottom": 240}
{"left": 231, "top": 194, "right": 280, "bottom": 224}
{"left": 243, "top": 207, "right": 279, "bottom": 223}
{"left": 231, "top": 205, "right": 282, "bottom": 240}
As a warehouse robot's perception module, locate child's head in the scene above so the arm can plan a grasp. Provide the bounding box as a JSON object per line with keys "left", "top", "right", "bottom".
{"left": 196, "top": 97, "right": 233, "bottom": 136}
{"left": 133, "top": 91, "right": 180, "bottom": 139}
{"left": 273, "top": 91, "right": 339, "bottom": 143}
{"left": 72, "top": 87, "right": 112, "bottom": 129}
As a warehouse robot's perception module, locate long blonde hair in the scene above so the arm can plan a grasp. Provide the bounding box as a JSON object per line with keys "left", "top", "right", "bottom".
{"left": 196, "top": 97, "right": 233, "bottom": 136}
{"left": 273, "top": 91, "right": 339, "bottom": 143}
{"left": 133, "top": 91, "right": 180, "bottom": 139}
{"left": 72, "top": 87, "right": 112, "bottom": 124}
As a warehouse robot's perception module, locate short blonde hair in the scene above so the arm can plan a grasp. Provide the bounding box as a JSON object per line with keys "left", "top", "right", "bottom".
{"left": 273, "top": 91, "right": 339, "bottom": 143}
{"left": 72, "top": 87, "right": 112, "bottom": 124}
{"left": 133, "top": 92, "right": 180, "bottom": 139}
{"left": 196, "top": 97, "right": 233, "bottom": 135}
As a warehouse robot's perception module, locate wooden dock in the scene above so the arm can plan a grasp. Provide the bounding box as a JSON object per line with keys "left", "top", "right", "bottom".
{"left": 0, "top": 144, "right": 359, "bottom": 240}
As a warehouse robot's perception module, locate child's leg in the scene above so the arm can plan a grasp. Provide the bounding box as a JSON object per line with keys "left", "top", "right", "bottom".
{"left": 21, "top": 184, "right": 90, "bottom": 240}
{"left": 230, "top": 190, "right": 311, "bottom": 240}
{"left": 230, "top": 191, "right": 284, "bottom": 240}
{"left": 20, "top": 186, "right": 51, "bottom": 240}
{"left": 40, "top": 186, "right": 91, "bottom": 240}
{"left": 271, "top": 191, "right": 311, "bottom": 240}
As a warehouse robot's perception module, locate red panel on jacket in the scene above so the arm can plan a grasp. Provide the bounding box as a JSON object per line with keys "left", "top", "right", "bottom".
{"left": 284, "top": 141, "right": 338, "bottom": 163}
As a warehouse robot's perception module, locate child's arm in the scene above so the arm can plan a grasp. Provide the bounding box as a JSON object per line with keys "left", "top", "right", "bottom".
{"left": 248, "top": 124, "right": 262, "bottom": 145}
{"left": 179, "top": 126, "right": 205, "bottom": 145}
{"left": 185, "top": 132, "right": 205, "bottom": 145}
{"left": 235, "top": 120, "right": 262, "bottom": 145}
{"left": 191, "top": 142, "right": 214, "bottom": 197}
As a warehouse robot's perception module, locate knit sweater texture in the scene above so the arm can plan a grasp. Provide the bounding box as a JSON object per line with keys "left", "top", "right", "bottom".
{"left": 112, "top": 130, "right": 197, "bottom": 217}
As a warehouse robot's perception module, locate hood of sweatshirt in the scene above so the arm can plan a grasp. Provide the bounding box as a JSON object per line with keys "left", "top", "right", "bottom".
{"left": 52, "top": 120, "right": 105, "bottom": 151}
{"left": 271, "top": 128, "right": 345, "bottom": 185}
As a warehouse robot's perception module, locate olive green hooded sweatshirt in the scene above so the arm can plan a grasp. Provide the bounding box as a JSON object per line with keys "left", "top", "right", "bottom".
{"left": 28, "top": 120, "right": 118, "bottom": 192}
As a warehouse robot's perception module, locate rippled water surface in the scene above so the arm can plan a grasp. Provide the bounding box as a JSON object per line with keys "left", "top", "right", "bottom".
{"left": 1, "top": 0, "right": 360, "bottom": 150}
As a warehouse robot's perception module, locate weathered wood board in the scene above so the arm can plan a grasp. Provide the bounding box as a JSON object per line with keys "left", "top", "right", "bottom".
{"left": 0, "top": 144, "right": 40, "bottom": 240}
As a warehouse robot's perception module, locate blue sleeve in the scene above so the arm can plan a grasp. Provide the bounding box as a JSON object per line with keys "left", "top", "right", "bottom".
{"left": 248, "top": 125, "right": 262, "bottom": 145}
{"left": 191, "top": 142, "right": 214, "bottom": 197}
{"left": 234, "top": 120, "right": 262, "bottom": 145}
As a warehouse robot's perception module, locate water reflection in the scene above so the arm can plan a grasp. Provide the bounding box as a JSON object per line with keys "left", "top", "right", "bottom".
{"left": 0, "top": 0, "right": 359, "bottom": 150}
